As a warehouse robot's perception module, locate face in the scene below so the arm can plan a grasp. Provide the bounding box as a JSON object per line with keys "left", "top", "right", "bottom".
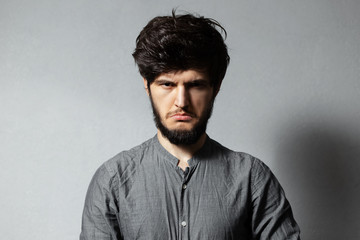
{"left": 144, "top": 69, "right": 218, "bottom": 145}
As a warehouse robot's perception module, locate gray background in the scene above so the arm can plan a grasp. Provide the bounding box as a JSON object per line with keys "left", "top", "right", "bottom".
{"left": 1, "top": 0, "right": 359, "bottom": 239}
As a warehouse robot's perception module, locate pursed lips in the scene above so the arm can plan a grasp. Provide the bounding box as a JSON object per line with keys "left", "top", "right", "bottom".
{"left": 167, "top": 111, "right": 195, "bottom": 121}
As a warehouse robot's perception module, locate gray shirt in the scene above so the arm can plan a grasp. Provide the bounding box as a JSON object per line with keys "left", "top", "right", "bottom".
{"left": 80, "top": 135, "right": 300, "bottom": 239}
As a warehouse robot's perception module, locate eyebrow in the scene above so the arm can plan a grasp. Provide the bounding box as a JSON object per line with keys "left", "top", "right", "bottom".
{"left": 188, "top": 79, "right": 210, "bottom": 84}
{"left": 154, "top": 79, "right": 174, "bottom": 84}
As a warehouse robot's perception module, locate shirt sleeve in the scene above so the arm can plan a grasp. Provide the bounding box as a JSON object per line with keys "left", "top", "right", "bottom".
{"left": 80, "top": 164, "right": 122, "bottom": 240}
{"left": 250, "top": 159, "right": 301, "bottom": 240}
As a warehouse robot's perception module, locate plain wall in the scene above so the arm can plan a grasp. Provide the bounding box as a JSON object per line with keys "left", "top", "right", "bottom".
{"left": 1, "top": 0, "right": 359, "bottom": 239}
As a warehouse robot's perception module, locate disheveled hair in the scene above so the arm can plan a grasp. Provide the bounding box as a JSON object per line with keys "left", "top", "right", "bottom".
{"left": 132, "top": 10, "right": 230, "bottom": 89}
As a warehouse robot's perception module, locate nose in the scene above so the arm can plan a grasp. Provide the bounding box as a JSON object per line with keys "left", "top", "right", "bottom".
{"left": 174, "top": 86, "right": 189, "bottom": 108}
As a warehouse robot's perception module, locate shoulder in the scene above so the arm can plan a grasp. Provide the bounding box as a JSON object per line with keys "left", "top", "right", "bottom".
{"left": 94, "top": 137, "right": 156, "bottom": 185}
{"left": 208, "top": 137, "right": 268, "bottom": 169}
{"left": 207, "top": 137, "right": 275, "bottom": 182}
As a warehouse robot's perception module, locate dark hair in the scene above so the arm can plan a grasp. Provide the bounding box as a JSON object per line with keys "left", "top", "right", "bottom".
{"left": 132, "top": 10, "right": 230, "bottom": 89}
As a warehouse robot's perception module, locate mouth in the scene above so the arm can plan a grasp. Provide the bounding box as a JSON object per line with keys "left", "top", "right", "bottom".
{"left": 169, "top": 112, "right": 194, "bottom": 121}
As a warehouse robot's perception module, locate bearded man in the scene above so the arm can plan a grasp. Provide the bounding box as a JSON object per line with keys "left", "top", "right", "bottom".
{"left": 80, "top": 10, "right": 301, "bottom": 240}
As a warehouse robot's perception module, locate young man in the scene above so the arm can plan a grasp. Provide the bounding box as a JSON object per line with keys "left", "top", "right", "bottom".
{"left": 80, "top": 11, "right": 300, "bottom": 240}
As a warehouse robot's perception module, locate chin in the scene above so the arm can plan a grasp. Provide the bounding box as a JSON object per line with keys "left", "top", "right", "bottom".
{"left": 167, "top": 125, "right": 195, "bottom": 132}
{"left": 170, "top": 121, "right": 197, "bottom": 128}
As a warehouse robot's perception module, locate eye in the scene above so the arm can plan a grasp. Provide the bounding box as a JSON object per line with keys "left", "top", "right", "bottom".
{"left": 190, "top": 82, "right": 202, "bottom": 87}
{"left": 188, "top": 81, "right": 208, "bottom": 88}
{"left": 160, "top": 82, "right": 175, "bottom": 88}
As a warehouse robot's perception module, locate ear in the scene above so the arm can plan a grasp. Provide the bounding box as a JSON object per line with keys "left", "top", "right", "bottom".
{"left": 143, "top": 78, "right": 150, "bottom": 96}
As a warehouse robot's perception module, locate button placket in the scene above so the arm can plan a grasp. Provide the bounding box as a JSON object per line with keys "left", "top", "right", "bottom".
{"left": 179, "top": 168, "right": 190, "bottom": 239}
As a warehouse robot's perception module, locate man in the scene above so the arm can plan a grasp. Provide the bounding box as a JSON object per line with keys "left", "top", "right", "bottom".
{"left": 80, "top": 10, "right": 300, "bottom": 240}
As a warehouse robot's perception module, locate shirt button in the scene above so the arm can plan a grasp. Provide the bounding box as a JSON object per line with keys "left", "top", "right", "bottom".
{"left": 182, "top": 184, "right": 187, "bottom": 190}
{"left": 181, "top": 221, "right": 187, "bottom": 227}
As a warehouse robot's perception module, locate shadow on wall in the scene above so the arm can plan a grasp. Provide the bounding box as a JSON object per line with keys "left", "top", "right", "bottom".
{"left": 275, "top": 120, "right": 360, "bottom": 240}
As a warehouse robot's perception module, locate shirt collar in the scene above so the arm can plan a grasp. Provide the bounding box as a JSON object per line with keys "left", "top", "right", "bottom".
{"left": 152, "top": 134, "right": 212, "bottom": 168}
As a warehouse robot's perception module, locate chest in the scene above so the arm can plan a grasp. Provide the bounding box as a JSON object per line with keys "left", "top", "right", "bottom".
{"left": 116, "top": 163, "right": 251, "bottom": 239}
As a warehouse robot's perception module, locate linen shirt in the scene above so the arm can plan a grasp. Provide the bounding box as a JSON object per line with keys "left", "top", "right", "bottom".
{"left": 80, "top": 135, "right": 300, "bottom": 239}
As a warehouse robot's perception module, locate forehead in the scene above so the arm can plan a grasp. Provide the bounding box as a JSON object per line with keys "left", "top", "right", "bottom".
{"left": 155, "top": 69, "right": 210, "bottom": 82}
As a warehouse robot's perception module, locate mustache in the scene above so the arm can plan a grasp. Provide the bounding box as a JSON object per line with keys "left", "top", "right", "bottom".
{"left": 166, "top": 109, "right": 196, "bottom": 118}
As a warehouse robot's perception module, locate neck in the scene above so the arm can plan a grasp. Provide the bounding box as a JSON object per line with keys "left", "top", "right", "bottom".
{"left": 157, "top": 129, "right": 207, "bottom": 169}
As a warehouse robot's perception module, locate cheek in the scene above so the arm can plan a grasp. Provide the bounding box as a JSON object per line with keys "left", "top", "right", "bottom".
{"left": 191, "top": 92, "right": 213, "bottom": 109}
{"left": 153, "top": 94, "right": 174, "bottom": 115}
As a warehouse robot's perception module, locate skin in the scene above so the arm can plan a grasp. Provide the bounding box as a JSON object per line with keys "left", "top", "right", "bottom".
{"left": 143, "top": 69, "right": 221, "bottom": 170}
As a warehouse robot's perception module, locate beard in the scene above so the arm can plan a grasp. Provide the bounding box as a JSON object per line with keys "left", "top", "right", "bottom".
{"left": 149, "top": 95, "right": 214, "bottom": 145}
